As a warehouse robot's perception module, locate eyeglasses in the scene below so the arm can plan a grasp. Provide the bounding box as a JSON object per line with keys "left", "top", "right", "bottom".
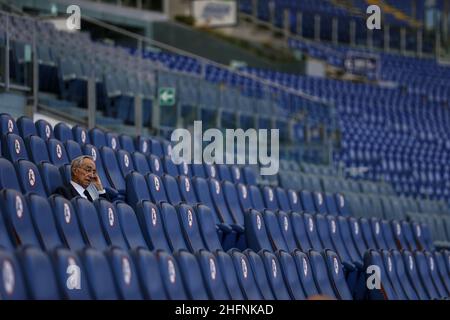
{"left": 79, "top": 166, "right": 96, "bottom": 174}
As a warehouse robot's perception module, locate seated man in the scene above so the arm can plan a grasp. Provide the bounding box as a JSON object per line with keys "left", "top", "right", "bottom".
{"left": 55, "top": 155, "right": 111, "bottom": 202}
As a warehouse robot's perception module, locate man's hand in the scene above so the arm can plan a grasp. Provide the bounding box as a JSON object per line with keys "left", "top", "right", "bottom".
{"left": 92, "top": 173, "right": 104, "bottom": 192}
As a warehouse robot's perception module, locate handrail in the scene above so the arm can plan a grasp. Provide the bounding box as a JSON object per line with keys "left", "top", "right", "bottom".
{"left": 77, "top": 13, "right": 329, "bottom": 105}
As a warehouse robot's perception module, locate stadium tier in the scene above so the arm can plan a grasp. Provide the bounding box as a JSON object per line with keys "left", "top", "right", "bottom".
{"left": 0, "top": 1, "right": 450, "bottom": 302}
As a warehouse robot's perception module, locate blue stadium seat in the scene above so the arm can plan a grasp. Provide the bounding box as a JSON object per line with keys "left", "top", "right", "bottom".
{"left": 26, "top": 194, "right": 63, "bottom": 251}
{"left": 348, "top": 217, "right": 368, "bottom": 260}
{"left": 214, "top": 250, "right": 245, "bottom": 299}
{"left": 162, "top": 156, "right": 179, "bottom": 177}
{"left": 276, "top": 210, "right": 298, "bottom": 253}
{"left": 25, "top": 135, "right": 49, "bottom": 164}
{"left": 194, "top": 204, "right": 223, "bottom": 252}
{"left": 274, "top": 250, "right": 307, "bottom": 300}
{"left": 401, "top": 221, "right": 419, "bottom": 251}
{"left": 148, "top": 154, "right": 163, "bottom": 176}
{"left": 258, "top": 250, "right": 292, "bottom": 300}
{"left": 381, "top": 220, "right": 398, "bottom": 249}
{"left": 119, "top": 134, "right": 136, "bottom": 153}
{"left": 132, "top": 152, "right": 151, "bottom": 176}
{"left": 175, "top": 203, "right": 206, "bottom": 253}
{"left": 16, "top": 116, "right": 36, "bottom": 138}
{"left": 325, "top": 193, "right": 340, "bottom": 216}
{"left": 0, "top": 158, "right": 21, "bottom": 191}
{"left": 49, "top": 195, "right": 86, "bottom": 251}
{"left": 289, "top": 212, "right": 313, "bottom": 251}
{"left": 15, "top": 160, "right": 47, "bottom": 197}
{"left": 263, "top": 209, "right": 290, "bottom": 252}
{"left": 222, "top": 181, "right": 245, "bottom": 227}
{"left": 261, "top": 186, "right": 278, "bottom": 211}
{"left": 303, "top": 213, "right": 324, "bottom": 251}
{"left": 370, "top": 218, "right": 389, "bottom": 250}
{"left": 2, "top": 133, "right": 29, "bottom": 162}
{"left": 35, "top": 119, "right": 54, "bottom": 140}
{"left": 274, "top": 187, "right": 291, "bottom": 212}
{"left": 174, "top": 250, "right": 209, "bottom": 299}
{"left": 0, "top": 249, "right": 27, "bottom": 299}
{"left": 322, "top": 250, "right": 353, "bottom": 300}
{"left": 149, "top": 139, "right": 164, "bottom": 157}
{"left": 229, "top": 249, "right": 263, "bottom": 300}
{"left": 360, "top": 218, "right": 378, "bottom": 250}
{"left": 89, "top": 128, "right": 107, "bottom": 148}
{"left": 335, "top": 193, "right": 351, "bottom": 216}
{"left": 177, "top": 161, "right": 191, "bottom": 177}
{"left": 307, "top": 250, "right": 337, "bottom": 299}
{"left": 0, "top": 189, "right": 41, "bottom": 248}
{"left": 313, "top": 192, "right": 328, "bottom": 215}
{"left": 79, "top": 247, "right": 119, "bottom": 299}
{"left": 17, "top": 247, "right": 60, "bottom": 299}
{"left": 177, "top": 175, "right": 198, "bottom": 205}
{"left": 94, "top": 199, "right": 128, "bottom": 249}
{"left": 291, "top": 250, "right": 320, "bottom": 298}
{"left": 71, "top": 197, "right": 109, "bottom": 250}
{"left": 433, "top": 251, "right": 450, "bottom": 295}
{"left": 59, "top": 164, "right": 71, "bottom": 186}
{"left": 249, "top": 185, "right": 265, "bottom": 212}
{"left": 72, "top": 125, "right": 90, "bottom": 145}
{"left": 217, "top": 164, "right": 232, "bottom": 182}
{"left": 379, "top": 249, "right": 408, "bottom": 300}
{"left": 204, "top": 163, "right": 218, "bottom": 179}
{"left": 116, "top": 149, "right": 134, "bottom": 179}
{"left": 245, "top": 208, "right": 272, "bottom": 252}
{"left": 362, "top": 249, "right": 398, "bottom": 300}
{"left": 391, "top": 220, "right": 410, "bottom": 250}
{"left": 244, "top": 249, "right": 276, "bottom": 300}
{"left": 401, "top": 250, "right": 430, "bottom": 299}
{"left": 390, "top": 250, "right": 419, "bottom": 300}
{"left": 158, "top": 202, "right": 188, "bottom": 252}
{"left": 326, "top": 215, "right": 360, "bottom": 268}
{"left": 195, "top": 250, "right": 230, "bottom": 300}
{"left": 125, "top": 172, "right": 151, "bottom": 207}
{"left": 100, "top": 146, "right": 126, "bottom": 194}
{"left": 287, "top": 189, "right": 302, "bottom": 212}
{"left": 0, "top": 113, "right": 18, "bottom": 135}
{"left": 136, "top": 136, "right": 150, "bottom": 155}
{"left": 230, "top": 165, "right": 243, "bottom": 184}
{"left": 50, "top": 248, "right": 91, "bottom": 299}
{"left": 106, "top": 133, "right": 121, "bottom": 151}
{"left": 300, "top": 190, "right": 316, "bottom": 213}
{"left": 105, "top": 247, "right": 143, "bottom": 299}
{"left": 337, "top": 216, "right": 363, "bottom": 262}
{"left": 236, "top": 183, "right": 253, "bottom": 212}
{"left": 162, "top": 174, "right": 183, "bottom": 205}
{"left": 116, "top": 201, "right": 148, "bottom": 250}
{"left": 192, "top": 163, "right": 206, "bottom": 178}
{"left": 130, "top": 248, "right": 167, "bottom": 300}
{"left": 135, "top": 201, "right": 171, "bottom": 252}
{"left": 414, "top": 251, "right": 445, "bottom": 299}
{"left": 54, "top": 123, "right": 73, "bottom": 143}
{"left": 146, "top": 173, "right": 168, "bottom": 204}
{"left": 47, "top": 138, "right": 69, "bottom": 167}
{"left": 65, "top": 140, "right": 83, "bottom": 161}
{"left": 243, "top": 166, "right": 257, "bottom": 185}
{"left": 156, "top": 250, "right": 188, "bottom": 300}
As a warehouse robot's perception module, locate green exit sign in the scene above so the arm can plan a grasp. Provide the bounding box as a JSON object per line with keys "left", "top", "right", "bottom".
{"left": 158, "top": 87, "right": 176, "bottom": 106}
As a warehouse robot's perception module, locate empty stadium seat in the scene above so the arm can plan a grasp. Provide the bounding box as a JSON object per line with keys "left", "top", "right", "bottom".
{"left": 72, "top": 125, "right": 91, "bottom": 145}
{"left": 146, "top": 173, "right": 168, "bottom": 204}
{"left": 0, "top": 249, "right": 27, "bottom": 299}
{"left": 50, "top": 248, "right": 91, "bottom": 299}
{"left": 135, "top": 201, "right": 171, "bottom": 252}
{"left": 17, "top": 116, "right": 36, "bottom": 138}
{"left": 229, "top": 250, "right": 263, "bottom": 300}
{"left": 35, "top": 119, "right": 54, "bottom": 140}
{"left": 195, "top": 249, "right": 230, "bottom": 300}
{"left": 94, "top": 199, "right": 128, "bottom": 249}
{"left": 119, "top": 134, "right": 136, "bottom": 153}
{"left": 47, "top": 138, "right": 69, "bottom": 167}
{"left": 307, "top": 250, "right": 337, "bottom": 299}
{"left": 79, "top": 247, "right": 119, "bottom": 299}
{"left": 244, "top": 249, "right": 276, "bottom": 300}
{"left": 193, "top": 204, "right": 223, "bottom": 252}
{"left": 65, "top": 140, "right": 83, "bottom": 161}
{"left": 25, "top": 135, "right": 49, "bottom": 164}
{"left": 15, "top": 160, "right": 47, "bottom": 197}
{"left": 156, "top": 250, "right": 188, "bottom": 300}
{"left": 175, "top": 203, "right": 206, "bottom": 252}
{"left": 3, "top": 133, "right": 28, "bottom": 163}
{"left": 54, "top": 123, "right": 73, "bottom": 143}
{"left": 174, "top": 250, "right": 209, "bottom": 300}
{"left": 100, "top": 146, "right": 126, "bottom": 194}
{"left": 0, "top": 113, "right": 18, "bottom": 135}
{"left": 177, "top": 175, "right": 198, "bottom": 205}
{"left": 0, "top": 158, "right": 21, "bottom": 191}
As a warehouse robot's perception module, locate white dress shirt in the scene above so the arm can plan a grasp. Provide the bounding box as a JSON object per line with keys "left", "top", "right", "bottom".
{"left": 70, "top": 181, "right": 105, "bottom": 200}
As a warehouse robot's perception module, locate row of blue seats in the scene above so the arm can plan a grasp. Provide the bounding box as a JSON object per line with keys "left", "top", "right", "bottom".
{"left": 0, "top": 244, "right": 357, "bottom": 300}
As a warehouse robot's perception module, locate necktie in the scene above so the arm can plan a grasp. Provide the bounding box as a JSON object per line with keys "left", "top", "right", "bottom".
{"left": 83, "top": 190, "right": 94, "bottom": 202}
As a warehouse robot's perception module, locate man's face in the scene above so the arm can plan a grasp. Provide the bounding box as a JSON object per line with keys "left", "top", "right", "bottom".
{"left": 74, "top": 158, "right": 97, "bottom": 189}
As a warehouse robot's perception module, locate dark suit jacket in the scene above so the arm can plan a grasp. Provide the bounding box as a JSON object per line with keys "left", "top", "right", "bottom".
{"left": 54, "top": 183, "right": 111, "bottom": 202}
